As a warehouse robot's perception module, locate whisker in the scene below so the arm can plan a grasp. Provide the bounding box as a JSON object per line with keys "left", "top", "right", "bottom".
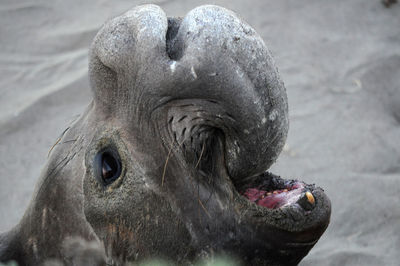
{"left": 161, "top": 144, "right": 174, "bottom": 187}
{"left": 198, "top": 198, "right": 211, "bottom": 218}
{"left": 195, "top": 141, "right": 205, "bottom": 169}
{"left": 161, "top": 136, "right": 188, "bottom": 186}
{"left": 48, "top": 138, "right": 61, "bottom": 158}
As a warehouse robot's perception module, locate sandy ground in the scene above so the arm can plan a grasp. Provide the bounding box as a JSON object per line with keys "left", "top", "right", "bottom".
{"left": 1, "top": 0, "right": 399, "bottom": 265}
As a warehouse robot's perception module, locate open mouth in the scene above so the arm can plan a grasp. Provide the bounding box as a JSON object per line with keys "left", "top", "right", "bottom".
{"left": 238, "top": 172, "right": 316, "bottom": 211}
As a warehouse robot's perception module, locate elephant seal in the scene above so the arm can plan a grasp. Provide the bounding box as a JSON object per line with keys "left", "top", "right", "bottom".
{"left": 0, "top": 5, "right": 331, "bottom": 266}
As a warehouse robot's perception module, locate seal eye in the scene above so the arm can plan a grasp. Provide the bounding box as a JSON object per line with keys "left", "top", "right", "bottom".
{"left": 94, "top": 149, "right": 122, "bottom": 185}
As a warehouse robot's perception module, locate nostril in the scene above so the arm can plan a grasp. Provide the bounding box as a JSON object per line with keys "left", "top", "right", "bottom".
{"left": 166, "top": 17, "right": 183, "bottom": 60}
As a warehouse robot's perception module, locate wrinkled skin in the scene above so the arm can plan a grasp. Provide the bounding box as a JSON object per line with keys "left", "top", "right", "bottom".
{"left": 0, "top": 5, "right": 331, "bottom": 266}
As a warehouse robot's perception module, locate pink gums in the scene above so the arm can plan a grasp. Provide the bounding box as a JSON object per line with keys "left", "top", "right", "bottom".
{"left": 242, "top": 183, "right": 304, "bottom": 209}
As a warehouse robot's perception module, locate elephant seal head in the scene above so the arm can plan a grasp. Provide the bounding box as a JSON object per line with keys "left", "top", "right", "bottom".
{"left": 82, "top": 5, "right": 331, "bottom": 265}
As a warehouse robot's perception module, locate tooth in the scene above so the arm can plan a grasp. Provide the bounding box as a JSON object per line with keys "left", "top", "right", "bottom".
{"left": 297, "top": 190, "right": 315, "bottom": 211}
{"left": 283, "top": 189, "right": 288, "bottom": 192}
{"left": 273, "top": 191, "right": 278, "bottom": 194}
{"left": 305, "top": 191, "right": 315, "bottom": 205}
{"left": 267, "top": 192, "right": 272, "bottom": 196}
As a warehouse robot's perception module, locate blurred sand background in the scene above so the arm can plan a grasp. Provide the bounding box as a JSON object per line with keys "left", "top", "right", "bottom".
{"left": 0, "top": 0, "right": 399, "bottom": 265}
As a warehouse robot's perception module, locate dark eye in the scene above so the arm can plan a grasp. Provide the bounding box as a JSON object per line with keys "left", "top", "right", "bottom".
{"left": 94, "top": 149, "right": 122, "bottom": 185}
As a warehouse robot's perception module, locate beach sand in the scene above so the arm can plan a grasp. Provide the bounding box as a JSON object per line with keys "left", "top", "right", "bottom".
{"left": 0, "top": 0, "right": 399, "bottom": 265}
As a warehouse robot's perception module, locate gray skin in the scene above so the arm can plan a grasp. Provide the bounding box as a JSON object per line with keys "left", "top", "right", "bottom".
{"left": 0, "top": 5, "right": 331, "bottom": 266}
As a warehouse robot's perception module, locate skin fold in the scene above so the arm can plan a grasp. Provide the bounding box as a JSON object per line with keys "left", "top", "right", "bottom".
{"left": 0, "top": 5, "right": 331, "bottom": 266}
